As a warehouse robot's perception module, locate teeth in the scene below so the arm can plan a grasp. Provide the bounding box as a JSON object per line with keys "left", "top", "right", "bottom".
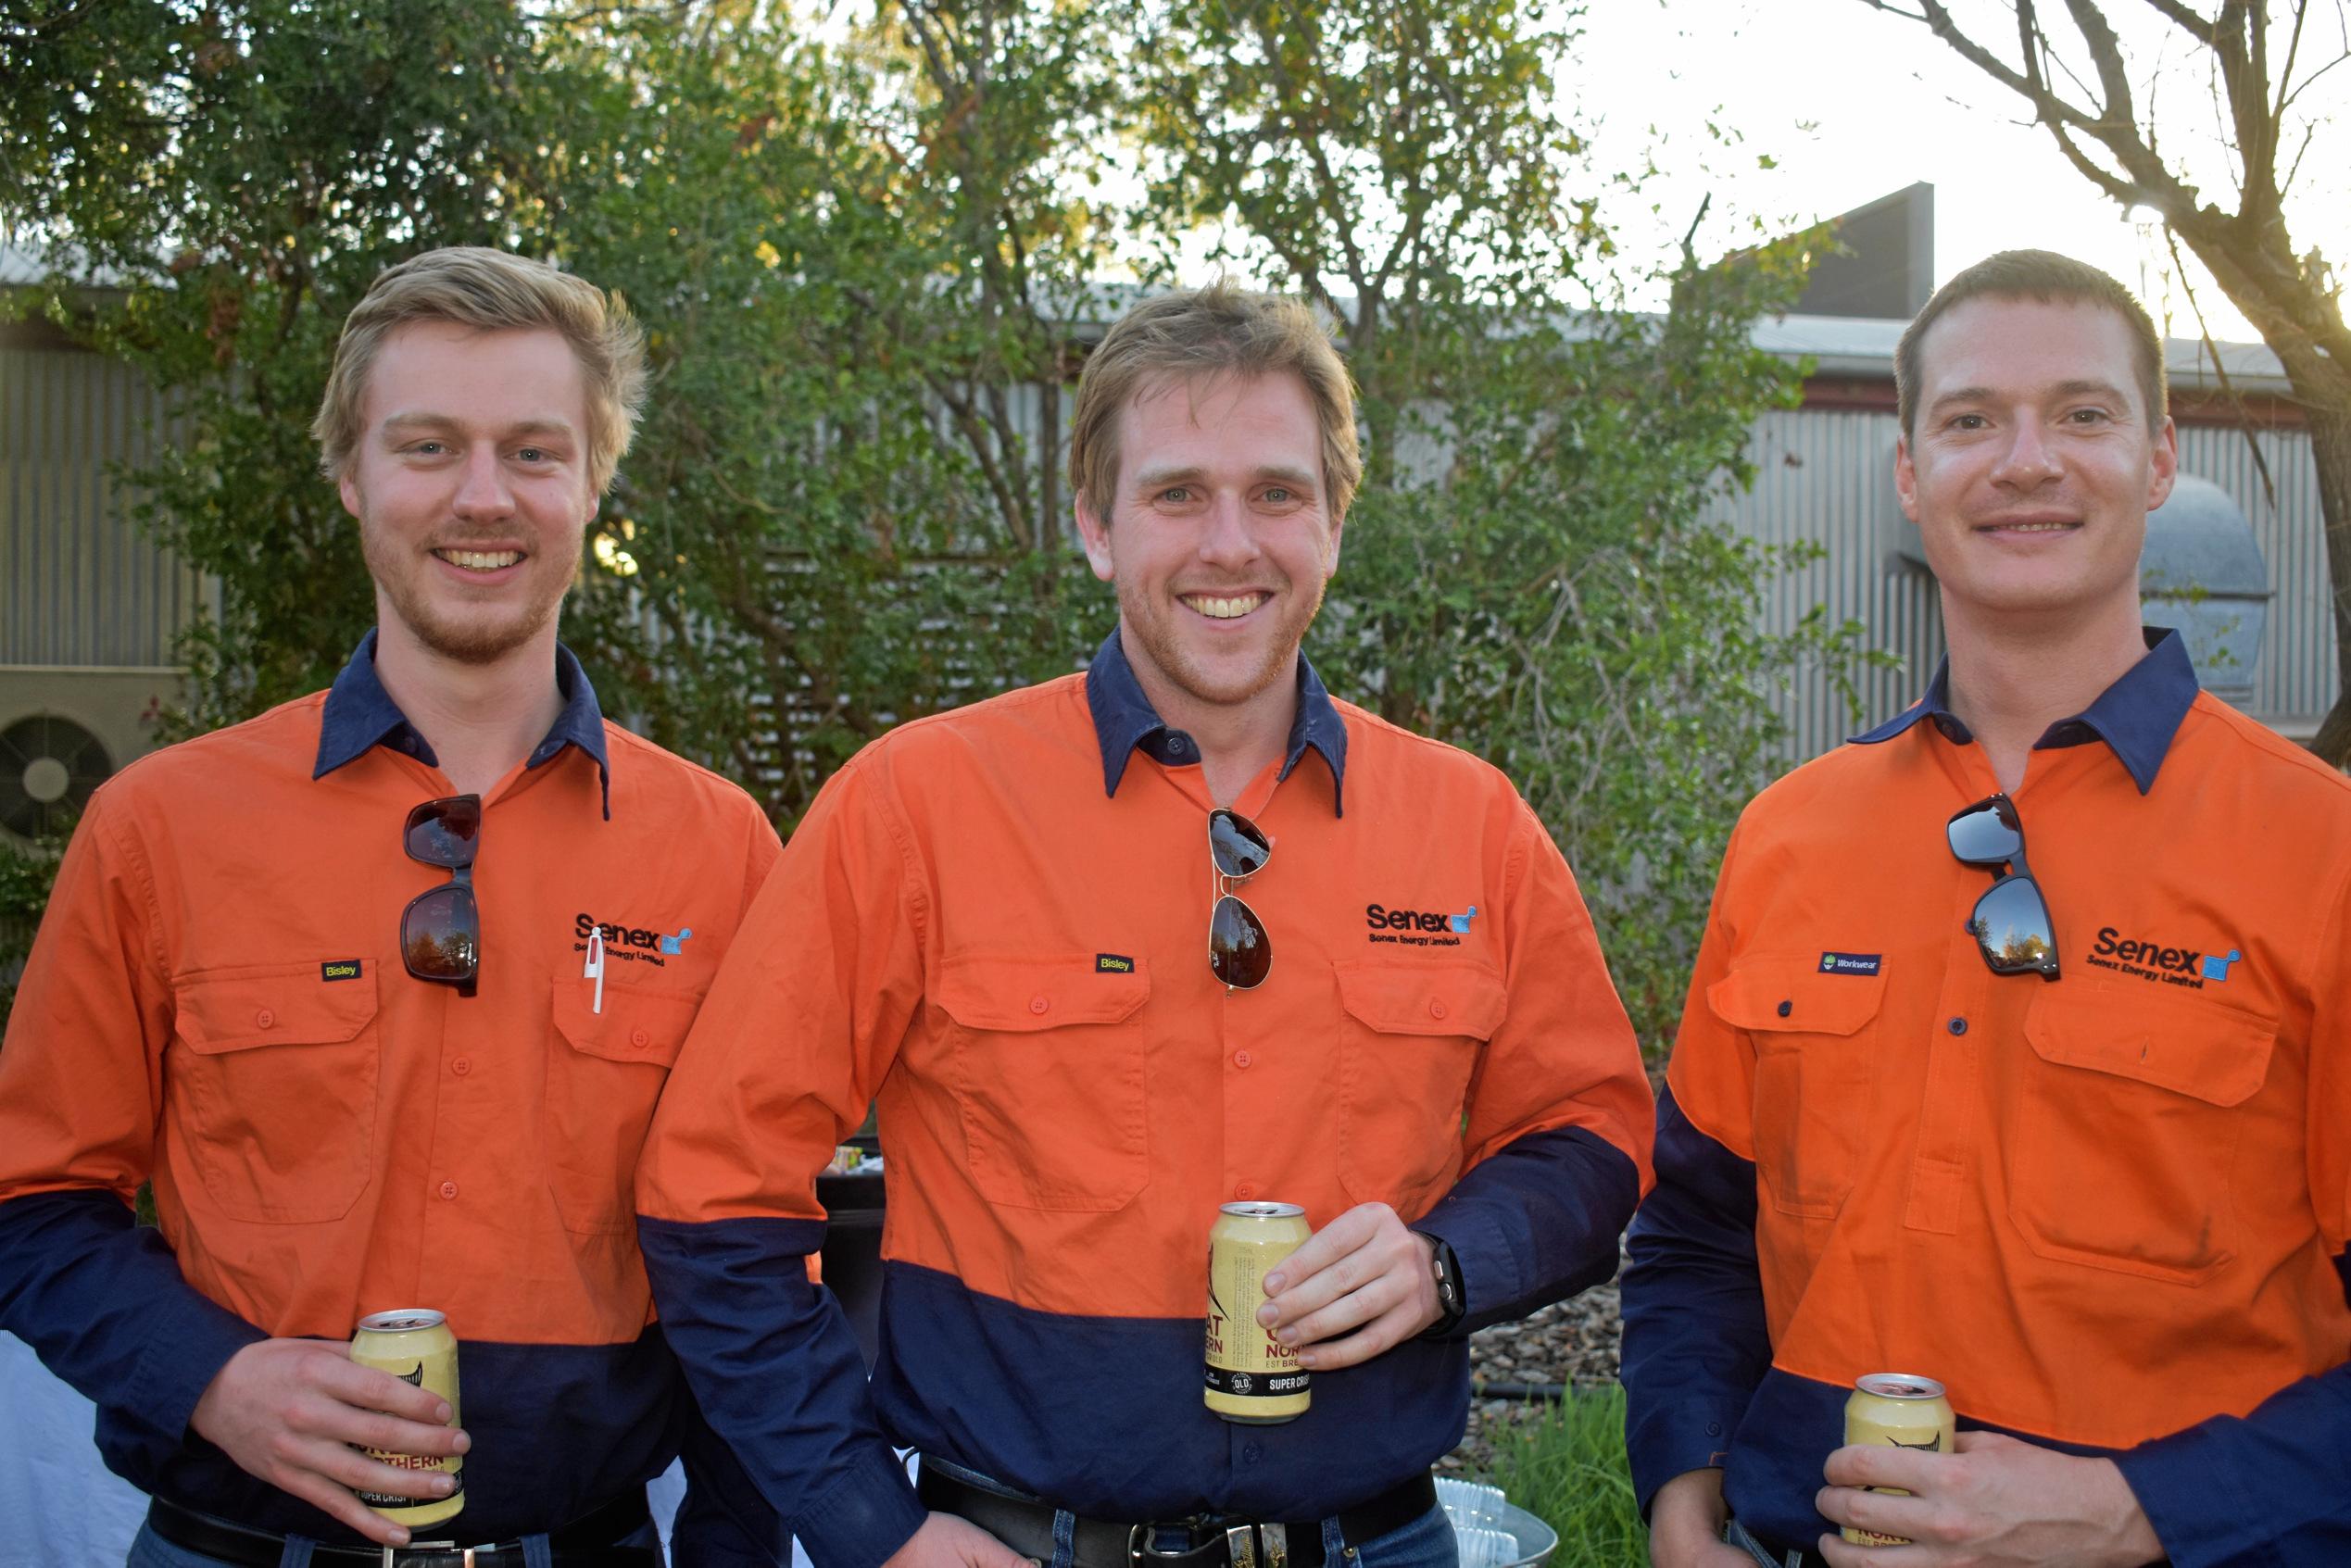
{"left": 1188, "top": 595, "right": 1264, "bottom": 620}
{"left": 439, "top": 548, "right": 522, "bottom": 570}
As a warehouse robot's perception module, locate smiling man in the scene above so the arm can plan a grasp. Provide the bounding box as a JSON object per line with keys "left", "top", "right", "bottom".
{"left": 634, "top": 284, "right": 1654, "bottom": 1568}
{"left": 0, "top": 248, "right": 785, "bottom": 1567}
{"left": 1622, "top": 250, "right": 2351, "bottom": 1568}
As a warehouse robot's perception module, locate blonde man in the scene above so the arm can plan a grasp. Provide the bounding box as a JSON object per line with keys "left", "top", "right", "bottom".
{"left": 0, "top": 247, "right": 784, "bottom": 1568}
{"left": 635, "top": 285, "right": 1654, "bottom": 1568}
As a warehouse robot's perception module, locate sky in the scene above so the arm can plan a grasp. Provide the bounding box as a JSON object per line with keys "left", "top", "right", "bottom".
{"left": 1558, "top": 0, "right": 2350, "bottom": 342}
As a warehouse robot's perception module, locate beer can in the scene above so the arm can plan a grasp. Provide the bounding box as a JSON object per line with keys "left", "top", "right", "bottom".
{"left": 1204, "top": 1201, "right": 1313, "bottom": 1424}
{"left": 1841, "top": 1372, "right": 1954, "bottom": 1547}
{"left": 349, "top": 1309, "right": 464, "bottom": 1527}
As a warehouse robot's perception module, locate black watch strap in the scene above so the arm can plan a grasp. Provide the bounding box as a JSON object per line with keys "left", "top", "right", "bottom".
{"left": 1413, "top": 1231, "right": 1466, "bottom": 1337}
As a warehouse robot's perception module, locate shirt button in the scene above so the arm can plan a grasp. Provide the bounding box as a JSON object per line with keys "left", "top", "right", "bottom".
{"left": 1776, "top": 1000, "right": 1792, "bottom": 1018}
{"left": 1233, "top": 1050, "right": 1252, "bottom": 1069}
{"left": 255, "top": 1009, "right": 275, "bottom": 1029}
{"left": 631, "top": 1027, "right": 651, "bottom": 1047}
{"left": 437, "top": 1181, "right": 459, "bottom": 1200}
{"left": 1948, "top": 1016, "right": 1968, "bottom": 1035}
{"left": 1428, "top": 998, "right": 1448, "bottom": 1021}
{"left": 1166, "top": 733, "right": 1192, "bottom": 757}
{"left": 1235, "top": 1182, "right": 1259, "bottom": 1200}
{"left": 452, "top": 1059, "right": 471, "bottom": 1076}
{"left": 1029, "top": 995, "right": 1050, "bottom": 1015}
{"left": 1241, "top": 1443, "right": 1263, "bottom": 1464}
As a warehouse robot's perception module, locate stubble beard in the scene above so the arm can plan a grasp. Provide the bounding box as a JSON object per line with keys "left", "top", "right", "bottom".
{"left": 359, "top": 512, "right": 572, "bottom": 667}
{"left": 1119, "top": 572, "right": 1327, "bottom": 710}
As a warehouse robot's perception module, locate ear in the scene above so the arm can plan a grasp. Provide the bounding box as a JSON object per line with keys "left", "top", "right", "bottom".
{"left": 2144, "top": 416, "right": 2180, "bottom": 513}
{"left": 1893, "top": 433, "right": 1921, "bottom": 524}
{"left": 338, "top": 469, "right": 364, "bottom": 521}
{"left": 1323, "top": 502, "right": 1346, "bottom": 578}
{"left": 1075, "top": 494, "right": 1116, "bottom": 584}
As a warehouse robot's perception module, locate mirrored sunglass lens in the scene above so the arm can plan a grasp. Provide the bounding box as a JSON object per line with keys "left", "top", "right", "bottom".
{"left": 406, "top": 797, "right": 483, "bottom": 867}
{"left": 1208, "top": 810, "right": 1271, "bottom": 880}
{"left": 1971, "top": 876, "right": 2056, "bottom": 973}
{"left": 1947, "top": 798, "right": 2023, "bottom": 864}
{"left": 1210, "top": 895, "right": 1272, "bottom": 989}
{"left": 402, "top": 884, "right": 480, "bottom": 980}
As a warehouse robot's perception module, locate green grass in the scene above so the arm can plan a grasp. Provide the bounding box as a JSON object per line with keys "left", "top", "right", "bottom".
{"left": 1474, "top": 1386, "right": 1649, "bottom": 1568}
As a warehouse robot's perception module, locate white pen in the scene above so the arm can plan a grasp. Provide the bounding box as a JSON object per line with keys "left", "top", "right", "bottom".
{"left": 584, "top": 927, "right": 606, "bottom": 1014}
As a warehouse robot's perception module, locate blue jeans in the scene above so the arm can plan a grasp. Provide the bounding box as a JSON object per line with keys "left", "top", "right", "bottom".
{"left": 1338, "top": 1503, "right": 1457, "bottom": 1568}
{"left": 125, "top": 1515, "right": 666, "bottom": 1568}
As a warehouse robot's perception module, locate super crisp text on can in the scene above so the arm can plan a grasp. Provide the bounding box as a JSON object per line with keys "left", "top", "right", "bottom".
{"left": 349, "top": 1309, "right": 465, "bottom": 1527}
{"left": 1841, "top": 1372, "right": 1954, "bottom": 1548}
{"left": 1205, "top": 1201, "right": 1313, "bottom": 1424}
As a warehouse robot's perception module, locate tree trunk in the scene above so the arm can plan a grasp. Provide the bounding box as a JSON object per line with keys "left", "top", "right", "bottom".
{"left": 2301, "top": 396, "right": 2351, "bottom": 768}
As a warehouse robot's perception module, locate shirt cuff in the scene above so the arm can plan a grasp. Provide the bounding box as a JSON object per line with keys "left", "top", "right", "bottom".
{"left": 1623, "top": 1395, "right": 1748, "bottom": 1516}
{"left": 793, "top": 1441, "right": 927, "bottom": 1568}
{"left": 126, "top": 1286, "right": 269, "bottom": 1451}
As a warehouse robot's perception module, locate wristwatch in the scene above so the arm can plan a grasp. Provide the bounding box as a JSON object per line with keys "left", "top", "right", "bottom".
{"left": 1414, "top": 1231, "right": 1465, "bottom": 1337}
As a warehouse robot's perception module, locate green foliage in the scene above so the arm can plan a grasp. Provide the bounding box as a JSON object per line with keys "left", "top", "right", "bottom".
{"left": 1477, "top": 1387, "right": 1648, "bottom": 1568}
{"left": 0, "top": 822, "right": 68, "bottom": 1035}
{"left": 2, "top": 0, "right": 1869, "bottom": 1049}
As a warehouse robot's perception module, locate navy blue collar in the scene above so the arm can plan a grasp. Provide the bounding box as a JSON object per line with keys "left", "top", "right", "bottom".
{"left": 314, "top": 630, "right": 613, "bottom": 818}
{"left": 1851, "top": 626, "right": 2198, "bottom": 795}
{"left": 1084, "top": 630, "right": 1349, "bottom": 816}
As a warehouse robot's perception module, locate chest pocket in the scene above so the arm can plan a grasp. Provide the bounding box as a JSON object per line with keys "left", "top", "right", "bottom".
{"left": 1708, "top": 956, "right": 1887, "bottom": 1219}
{"left": 547, "top": 979, "right": 698, "bottom": 1235}
{"left": 938, "top": 953, "right": 1151, "bottom": 1212}
{"left": 169, "top": 962, "right": 383, "bottom": 1223}
{"left": 2006, "top": 985, "right": 2276, "bottom": 1285}
{"left": 1333, "top": 959, "right": 1507, "bottom": 1214}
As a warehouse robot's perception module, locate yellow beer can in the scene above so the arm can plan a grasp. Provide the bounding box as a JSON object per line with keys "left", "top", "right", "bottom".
{"left": 1841, "top": 1372, "right": 1954, "bottom": 1547}
{"left": 349, "top": 1309, "right": 464, "bottom": 1528}
{"left": 1204, "top": 1201, "right": 1313, "bottom": 1424}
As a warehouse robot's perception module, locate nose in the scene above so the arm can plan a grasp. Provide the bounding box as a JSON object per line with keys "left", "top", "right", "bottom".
{"left": 451, "top": 444, "right": 513, "bottom": 519}
{"left": 1196, "top": 490, "right": 1261, "bottom": 568}
{"left": 1990, "top": 420, "right": 2062, "bottom": 490}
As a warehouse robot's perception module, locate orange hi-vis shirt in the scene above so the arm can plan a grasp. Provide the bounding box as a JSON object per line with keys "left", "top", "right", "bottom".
{"left": 635, "top": 634, "right": 1655, "bottom": 1568}
{"left": 1621, "top": 632, "right": 2351, "bottom": 1566}
{"left": 0, "top": 636, "right": 781, "bottom": 1547}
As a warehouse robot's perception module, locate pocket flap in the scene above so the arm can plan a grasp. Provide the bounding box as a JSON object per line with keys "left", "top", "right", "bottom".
{"left": 175, "top": 962, "right": 381, "bottom": 1054}
{"left": 1708, "top": 956, "right": 1887, "bottom": 1037}
{"left": 550, "top": 978, "right": 698, "bottom": 1066}
{"left": 2024, "top": 988, "right": 2275, "bottom": 1107}
{"left": 937, "top": 954, "right": 1150, "bottom": 1032}
{"left": 1333, "top": 960, "right": 1508, "bottom": 1039}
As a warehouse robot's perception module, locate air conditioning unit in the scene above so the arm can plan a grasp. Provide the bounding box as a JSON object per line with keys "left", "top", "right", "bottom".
{"left": 0, "top": 666, "right": 183, "bottom": 846}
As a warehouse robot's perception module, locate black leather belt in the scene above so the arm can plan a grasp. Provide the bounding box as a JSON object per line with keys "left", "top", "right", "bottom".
{"left": 145, "top": 1491, "right": 657, "bottom": 1568}
{"left": 917, "top": 1461, "right": 1439, "bottom": 1568}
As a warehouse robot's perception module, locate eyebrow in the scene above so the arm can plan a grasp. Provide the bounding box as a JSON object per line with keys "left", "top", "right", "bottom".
{"left": 380, "top": 413, "right": 579, "bottom": 442}
{"left": 1129, "top": 462, "right": 1318, "bottom": 491}
{"left": 1925, "top": 380, "right": 2135, "bottom": 419}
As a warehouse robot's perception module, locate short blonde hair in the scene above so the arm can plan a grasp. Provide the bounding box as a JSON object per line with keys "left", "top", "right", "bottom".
{"left": 313, "top": 247, "right": 647, "bottom": 495}
{"left": 1070, "top": 285, "right": 1363, "bottom": 524}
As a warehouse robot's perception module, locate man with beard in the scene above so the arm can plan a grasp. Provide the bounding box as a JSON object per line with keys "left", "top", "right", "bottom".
{"left": 634, "top": 285, "right": 1655, "bottom": 1568}
{"left": 0, "top": 248, "right": 784, "bottom": 1566}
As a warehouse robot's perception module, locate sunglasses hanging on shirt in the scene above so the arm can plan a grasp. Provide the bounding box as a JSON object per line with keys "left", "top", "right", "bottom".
{"left": 402, "top": 794, "right": 483, "bottom": 997}
{"left": 1947, "top": 792, "right": 2059, "bottom": 980}
{"left": 1208, "top": 808, "right": 1273, "bottom": 991}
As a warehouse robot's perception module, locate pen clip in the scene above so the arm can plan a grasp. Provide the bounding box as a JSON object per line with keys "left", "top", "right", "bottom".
{"left": 585, "top": 928, "right": 605, "bottom": 1014}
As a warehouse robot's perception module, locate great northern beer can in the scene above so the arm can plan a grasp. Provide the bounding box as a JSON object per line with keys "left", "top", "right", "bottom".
{"left": 349, "top": 1309, "right": 464, "bottom": 1527}
{"left": 1204, "top": 1201, "right": 1312, "bottom": 1424}
{"left": 1841, "top": 1372, "right": 1954, "bottom": 1547}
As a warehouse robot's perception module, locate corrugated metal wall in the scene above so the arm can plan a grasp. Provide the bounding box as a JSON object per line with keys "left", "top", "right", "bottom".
{"left": 0, "top": 344, "right": 207, "bottom": 666}
{"left": 1713, "top": 405, "right": 2338, "bottom": 761}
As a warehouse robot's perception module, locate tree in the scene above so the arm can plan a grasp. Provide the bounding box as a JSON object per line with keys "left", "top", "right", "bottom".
{"left": 1858, "top": 0, "right": 2351, "bottom": 765}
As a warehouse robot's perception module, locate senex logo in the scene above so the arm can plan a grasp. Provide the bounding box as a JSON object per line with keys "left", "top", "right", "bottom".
{"left": 2087, "top": 926, "right": 2242, "bottom": 989}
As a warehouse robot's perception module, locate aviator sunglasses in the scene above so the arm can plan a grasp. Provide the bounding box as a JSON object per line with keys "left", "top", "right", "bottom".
{"left": 1947, "top": 792, "right": 2059, "bottom": 980}
{"left": 1208, "top": 808, "right": 1274, "bottom": 991}
{"left": 402, "top": 795, "right": 483, "bottom": 997}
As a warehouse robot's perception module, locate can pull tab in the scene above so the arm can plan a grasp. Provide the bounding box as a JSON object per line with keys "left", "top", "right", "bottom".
{"left": 584, "top": 928, "right": 606, "bottom": 1014}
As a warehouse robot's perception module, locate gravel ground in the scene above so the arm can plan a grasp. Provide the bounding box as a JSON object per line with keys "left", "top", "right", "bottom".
{"left": 1443, "top": 1273, "right": 1623, "bottom": 1473}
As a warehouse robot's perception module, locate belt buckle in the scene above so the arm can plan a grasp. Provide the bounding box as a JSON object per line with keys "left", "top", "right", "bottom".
{"left": 381, "top": 1545, "right": 467, "bottom": 1568}
{"left": 1130, "top": 1523, "right": 1207, "bottom": 1568}
{"left": 1224, "top": 1525, "right": 1258, "bottom": 1568}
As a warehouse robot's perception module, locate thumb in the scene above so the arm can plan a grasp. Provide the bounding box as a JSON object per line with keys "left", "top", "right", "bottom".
{"left": 959, "top": 1521, "right": 1030, "bottom": 1568}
